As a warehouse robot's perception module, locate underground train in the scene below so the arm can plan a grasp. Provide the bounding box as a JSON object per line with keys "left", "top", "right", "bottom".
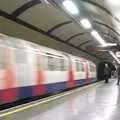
{"left": 0, "top": 33, "right": 97, "bottom": 106}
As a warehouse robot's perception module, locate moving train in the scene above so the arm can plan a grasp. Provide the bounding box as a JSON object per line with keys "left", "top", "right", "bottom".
{"left": 0, "top": 33, "right": 97, "bottom": 106}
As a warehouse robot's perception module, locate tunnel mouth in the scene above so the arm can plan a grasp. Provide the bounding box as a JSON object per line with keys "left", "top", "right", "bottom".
{"left": 97, "top": 61, "right": 116, "bottom": 81}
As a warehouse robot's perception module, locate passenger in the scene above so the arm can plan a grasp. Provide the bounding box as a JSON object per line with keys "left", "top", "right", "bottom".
{"left": 117, "top": 65, "right": 120, "bottom": 85}
{"left": 104, "top": 64, "right": 110, "bottom": 83}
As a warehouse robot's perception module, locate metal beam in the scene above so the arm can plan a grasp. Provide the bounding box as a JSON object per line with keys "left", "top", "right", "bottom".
{"left": 77, "top": 40, "right": 90, "bottom": 47}
{"left": 47, "top": 21, "right": 72, "bottom": 33}
{"left": 103, "top": 32, "right": 118, "bottom": 42}
{"left": 66, "top": 32, "right": 85, "bottom": 42}
{"left": 11, "top": 0, "right": 41, "bottom": 17}
{"left": 94, "top": 20, "right": 120, "bottom": 37}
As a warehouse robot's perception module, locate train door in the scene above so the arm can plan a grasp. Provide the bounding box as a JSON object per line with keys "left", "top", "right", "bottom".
{"left": 44, "top": 53, "right": 69, "bottom": 93}
{"left": 15, "top": 46, "right": 32, "bottom": 99}
{"left": 33, "top": 52, "right": 45, "bottom": 96}
{"left": 84, "top": 62, "right": 90, "bottom": 84}
{"left": 74, "top": 60, "right": 85, "bottom": 86}
{"left": 0, "top": 45, "right": 16, "bottom": 104}
{"left": 67, "top": 56, "right": 75, "bottom": 89}
{"left": 89, "top": 63, "right": 97, "bottom": 82}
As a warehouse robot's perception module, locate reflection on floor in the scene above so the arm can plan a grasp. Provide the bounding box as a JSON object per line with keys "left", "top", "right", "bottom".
{"left": 2, "top": 79, "right": 120, "bottom": 120}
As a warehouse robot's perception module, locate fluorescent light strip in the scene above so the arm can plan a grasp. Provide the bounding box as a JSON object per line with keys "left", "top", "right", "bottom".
{"left": 43, "top": 0, "right": 50, "bottom": 4}
{"left": 107, "top": 0, "right": 120, "bottom": 6}
{"left": 62, "top": 0, "right": 79, "bottom": 15}
{"left": 80, "top": 19, "right": 92, "bottom": 29}
{"left": 109, "top": 51, "right": 120, "bottom": 63}
{"left": 91, "top": 30, "right": 106, "bottom": 46}
{"left": 104, "top": 43, "right": 117, "bottom": 47}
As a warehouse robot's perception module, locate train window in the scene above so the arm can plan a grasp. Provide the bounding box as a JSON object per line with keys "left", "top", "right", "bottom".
{"left": 76, "top": 61, "right": 80, "bottom": 71}
{"left": 76, "top": 61, "right": 84, "bottom": 72}
{"left": 0, "top": 47, "right": 14, "bottom": 69}
{"left": 57, "top": 58, "right": 67, "bottom": 71}
{"left": 47, "top": 56, "right": 55, "bottom": 71}
{"left": 0, "top": 47, "right": 6, "bottom": 68}
{"left": 4, "top": 39, "right": 14, "bottom": 47}
{"left": 16, "top": 49, "right": 28, "bottom": 64}
{"left": 80, "top": 63, "right": 84, "bottom": 72}
{"left": 45, "top": 55, "right": 67, "bottom": 71}
{"left": 59, "top": 58, "right": 66, "bottom": 71}
{"left": 89, "top": 64, "right": 96, "bottom": 72}
{"left": 36, "top": 54, "right": 41, "bottom": 69}
{"left": 54, "top": 57, "right": 60, "bottom": 71}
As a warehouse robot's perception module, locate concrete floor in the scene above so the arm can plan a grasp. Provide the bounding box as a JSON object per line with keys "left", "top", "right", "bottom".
{"left": 1, "top": 79, "right": 120, "bottom": 120}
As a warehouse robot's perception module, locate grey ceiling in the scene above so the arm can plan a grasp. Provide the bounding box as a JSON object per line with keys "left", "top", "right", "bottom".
{"left": 0, "top": 0, "right": 119, "bottom": 62}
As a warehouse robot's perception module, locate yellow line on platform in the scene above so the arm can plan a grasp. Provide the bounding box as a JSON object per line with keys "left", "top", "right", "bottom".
{"left": 0, "top": 82, "right": 102, "bottom": 118}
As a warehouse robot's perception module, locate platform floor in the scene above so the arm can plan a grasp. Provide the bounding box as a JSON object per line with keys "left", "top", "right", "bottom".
{"left": 1, "top": 79, "right": 120, "bottom": 120}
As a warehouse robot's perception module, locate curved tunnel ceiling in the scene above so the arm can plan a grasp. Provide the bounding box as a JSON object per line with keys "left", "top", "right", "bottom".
{"left": 0, "top": 0, "right": 119, "bottom": 63}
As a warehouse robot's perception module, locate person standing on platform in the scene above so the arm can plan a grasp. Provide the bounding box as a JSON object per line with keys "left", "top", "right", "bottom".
{"left": 104, "top": 64, "right": 110, "bottom": 83}
{"left": 117, "top": 65, "right": 120, "bottom": 85}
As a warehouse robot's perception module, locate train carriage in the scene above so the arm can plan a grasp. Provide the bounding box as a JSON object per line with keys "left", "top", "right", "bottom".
{"left": 0, "top": 33, "right": 97, "bottom": 107}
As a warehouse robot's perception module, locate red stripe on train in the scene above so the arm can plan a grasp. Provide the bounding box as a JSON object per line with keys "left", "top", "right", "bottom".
{"left": 1, "top": 69, "right": 16, "bottom": 103}
{"left": 68, "top": 60, "right": 75, "bottom": 88}
{"left": 33, "top": 55, "right": 44, "bottom": 96}
{"left": 33, "top": 70, "right": 44, "bottom": 95}
{"left": 1, "top": 49, "right": 16, "bottom": 103}
{"left": 85, "top": 62, "right": 90, "bottom": 84}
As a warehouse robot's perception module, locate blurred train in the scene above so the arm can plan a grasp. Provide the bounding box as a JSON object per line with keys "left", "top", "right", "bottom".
{"left": 0, "top": 33, "right": 97, "bottom": 106}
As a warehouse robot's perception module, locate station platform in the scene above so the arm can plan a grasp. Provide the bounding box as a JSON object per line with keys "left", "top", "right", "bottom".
{"left": 0, "top": 79, "right": 120, "bottom": 120}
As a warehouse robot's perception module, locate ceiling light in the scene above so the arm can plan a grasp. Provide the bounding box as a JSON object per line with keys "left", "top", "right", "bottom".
{"left": 62, "top": 0, "right": 79, "bottom": 15}
{"left": 43, "top": 0, "right": 50, "bottom": 4}
{"left": 91, "top": 30, "right": 106, "bottom": 46}
{"left": 99, "top": 43, "right": 117, "bottom": 47}
{"left": 106, "top": 0, "right": 120, "bottom": 6}
{"left": 116, "top": 52, "right": 120, "bottom": 58}
{"left": 80, "top": 19, "right": 92, "bottom": 29}
{"left": 109, "top": 51, "right": 120, "bottom": 64}
{"left": 104, "top": 43, "right": 117, "bottom": 47}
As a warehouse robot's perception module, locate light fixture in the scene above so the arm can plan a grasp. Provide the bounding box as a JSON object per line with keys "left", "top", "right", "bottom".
{"left": 80, "top": 19, "right": 92, "bottom": 29}
{"left": 98, "top": 43, "right": 117, "bottom": 47}
{"left": 104, "top": 43, "right": 117, "bottom": 47}
{"left": 62, "top": 0, "right": 79, "bottom": 15}
{"left": 91, "top": 30, "right": 106, "bottom": 46}
{"left": 44, "top": 0, "right": 50, "bottom": 4}
{"left": 106, "top": 0, "right": 120, "bottom": 6}
{"left": 109, "top": 51, "right": 120, "bottom": 64}
{"left": 116, "top": 51, "right": 120, "bottom": 58}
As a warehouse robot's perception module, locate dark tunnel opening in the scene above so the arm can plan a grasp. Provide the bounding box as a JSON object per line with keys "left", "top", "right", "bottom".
{"left": 97, "top": 61, "right": 116, "bottom": 81}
